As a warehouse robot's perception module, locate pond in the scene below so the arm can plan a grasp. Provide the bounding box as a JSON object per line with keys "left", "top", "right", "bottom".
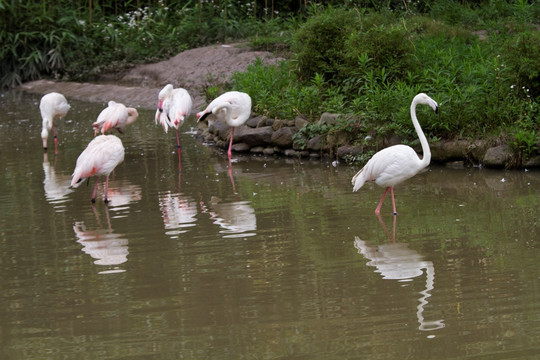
{"left": 0, "top": 91, "right": 539, "bottom": 359}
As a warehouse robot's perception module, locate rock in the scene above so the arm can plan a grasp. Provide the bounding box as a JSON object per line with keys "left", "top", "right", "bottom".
{"left": 483, "top": 144, "right": 513, "bottom": 167}
{"left": 272, "top": 119, "right": 285, "bottom": 131}
{"left": 309, "top": 153, "right": 320, "bottom": 158}
{"left": 284, "top": 149, "right": 297, "bottom": 157}
{"left": 232, "top": 143, "right": 250, "bottom": 152}
{"left": 306, "top": 135, "right": 325, "bottom": 151}
{"left": 318, "top": 112, "right": 340, "bottom": 126}
{"left": 337, "top": 145, "right": 362, "bottom": 159}
{"left": 326, "top": 131, "right": 350, "bottom": 150}
{"left": 246, "top": 116, "right": 263, "bottom": 128}
{"left": 236, "top": 126, "right": 274, "bottom": 146}
{"left": 265, "top": 118, "right": 275, "bottom": 126}
{"left": 271, "top": 127, "right": 297, "bottom": 148}
{"left": 294, "top": 116, "right": 309, "bottom": 130}
{"left": 263, "top": 147, "right": 275, "bottom": 155}
{"left": 250, "top": 146, "right": 265, "bottom": 153}
{"left": 524, "top": 155, "right": 540, "bottom": 167}
{"left": 210, "top": 118, "right": 232, "bottom": 139}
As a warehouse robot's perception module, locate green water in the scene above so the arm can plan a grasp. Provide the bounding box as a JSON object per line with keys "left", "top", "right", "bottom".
{"left": 0, "top": 91, "right": 539, "bottom": 359}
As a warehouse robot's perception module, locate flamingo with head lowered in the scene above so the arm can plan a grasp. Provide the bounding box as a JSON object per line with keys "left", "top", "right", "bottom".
{"left": 71, "top": 135, "right": 125, "bottom": 203}
{"left": 352, "top": 93, "right": 438, "bottom": 215}
{"left": 39, "top": 92, "right": 70, "bottom": 154}
{"left": 92, "top": 101, "right": 138, "bottom": 136}
{"left": 155, "top": 84, "right": 193, "bottom": 158}
{"left": 196, "top": 91, "right": 251, "bottom": 160}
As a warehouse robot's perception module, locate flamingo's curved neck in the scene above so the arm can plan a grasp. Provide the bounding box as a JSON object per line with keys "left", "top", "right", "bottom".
{"left": 215, "top": 103, "right": 247, "bottom": 128}
{"left": 411, "top": 100, "right": 431, "bottom": 167}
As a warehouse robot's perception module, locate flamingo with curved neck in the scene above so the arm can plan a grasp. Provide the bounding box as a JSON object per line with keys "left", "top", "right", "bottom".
{"left": 196, "top": 91, "right": 252, "bottom": 160}
{"left": 40, "top": 92, "right": 70, "bottom": 154}
{"left": 352, "top": 93, "right": 438, "bottom": 215}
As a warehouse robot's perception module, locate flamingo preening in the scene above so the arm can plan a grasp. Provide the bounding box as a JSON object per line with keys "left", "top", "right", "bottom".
{"left": 196, "top": 91, "right": 251, "bottom": 160}
{"left": 71, "top": 135, "right": 125, "bottom": 203}
{"left": 39, "top": 92, "right": 70, "bottom": 154}
{"left": 92, "top": 101, "right": 138, "bottom": 136}
{"left": 352, "top": 93, "right": 438, "bottom": 215}
{"left": 155, "top": 84, "right": 193, "bottom": 158}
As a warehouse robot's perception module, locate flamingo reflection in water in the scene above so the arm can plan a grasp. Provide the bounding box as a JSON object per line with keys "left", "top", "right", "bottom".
{"left": 42, "top": 153, "right": 73, "bottom": 208}
{"left": 201, "top": 197, "right": 257, "bottom": 238}
{"left": 73, "top": 205, "right": 129, "bottom": 274}
{"left": 159, "top": 191, "right": 198, "bottom": 237}
{"left": 354, "top": 215, "right": 445, "bottom": 331}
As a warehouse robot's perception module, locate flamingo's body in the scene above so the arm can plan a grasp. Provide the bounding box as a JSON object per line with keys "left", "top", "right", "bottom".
{"left": 92, "top": 101, "right": 138, "bottom": 136}
{"left": 155, "top": 84, "right": 193, "bottom": 156}
{"left": 71, "top": 135, "right": 125, "bottom": 203}
{"left": 40, "top": 92, "right": 70, "bottom": 153}
{"left": 352, "top": 93, "right": 438, "bottom": 215}
{"left": 196, "top": 91, "right": 251, "bottom": 159}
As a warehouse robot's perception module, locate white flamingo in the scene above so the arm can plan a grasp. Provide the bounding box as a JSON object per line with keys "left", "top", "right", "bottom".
{"left": 39, "top": 92, "right": 70, "bottom": 154}
{"left": 196, "top": 91, "right": 251, "bottom": 160}
{"left": 352, "top": 93, "right": 438, "bottom": 215}
{"left": 71, "top": 135, "right": 125, "bottom": 203}
{"left": 155, "top": 84, "right": 193, "bottom": 157}
{"left": 92, "top": 101, "right": 138, "bottom": 136}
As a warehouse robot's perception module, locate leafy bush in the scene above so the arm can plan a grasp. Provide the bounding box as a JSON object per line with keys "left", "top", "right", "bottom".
{"left": 292, "top": 7, "right": 360, "bottom": 83}
{"left": 502, "top": 28, "right": 540, "bottom": 98}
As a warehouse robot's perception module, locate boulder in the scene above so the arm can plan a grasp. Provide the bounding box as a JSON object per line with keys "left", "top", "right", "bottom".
{"left": 318, "top": 112, "right": 340, "bottom": 126}
{"left": 271, "top": 127, "right": 297, "bottom": 148}
{"left": 483, "top": 144, "right": 513, "bottom": 167}
{"left": 236, "top": 126, "right": 274, "bottom": 146}
{"left": 294, "top": 116, "right": 309, "bottom": 130}
{"left": 306, "top": 135, "right": 325, "bottom": 151}
{"left": 232, "top": 143, "right": 250, "bottom": 152}
{"left": 337, "top": 145, "right": 362, "bottom": 159}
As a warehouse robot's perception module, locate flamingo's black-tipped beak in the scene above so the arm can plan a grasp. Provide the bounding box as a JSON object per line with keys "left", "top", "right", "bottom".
{"left": 435, "top": 106, "right": 439, "bottom": 115}
{"left": 197, "top": 112, "right": 210, "bottom": 123}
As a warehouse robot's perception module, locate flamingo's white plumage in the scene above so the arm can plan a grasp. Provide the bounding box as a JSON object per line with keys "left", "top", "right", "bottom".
{"left": 155, "top": 84, "right": 193, "bottom": 156}
{"left": 196, "top": 91, "right": 251, "bottom": 159}
{"left": 39, "top": 92, "right": 70, "bottom": 153}
{"left": 71, "top": 135, "right": 125, "bottom": 203}
{"left": 92, "top": 101, "right": 138, "bottom": 136}
{"left": 352, "top": 93, "right": 438, "bottom": 215}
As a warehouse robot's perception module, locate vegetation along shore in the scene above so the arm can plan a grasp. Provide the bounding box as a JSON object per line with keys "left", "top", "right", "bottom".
{"left": 3, "top": 1, "right": 539, "bottom": 168}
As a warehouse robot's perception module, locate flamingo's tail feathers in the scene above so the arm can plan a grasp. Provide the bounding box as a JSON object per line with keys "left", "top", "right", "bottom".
{"left": 352, "top": 168, "right": 367, "bottom": 192}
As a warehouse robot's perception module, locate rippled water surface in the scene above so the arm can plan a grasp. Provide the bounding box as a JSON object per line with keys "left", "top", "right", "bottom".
{"left": 1, "top": 92, "right": 539, "bottom": 359}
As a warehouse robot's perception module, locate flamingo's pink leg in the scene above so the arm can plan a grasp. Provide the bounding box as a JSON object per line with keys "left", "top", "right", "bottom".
{"left": 104, "top": 175, "right": 110, "bottom": 203}
{"left": 375, "top": 187, "right": 390, "bottom": 215}
{"left": 53, "top": 124, "right": 58, "bottom": 154}
{"left": 91, "top": 178, "right": 99, "bottom": 203}
{"left": 390, "top": 187, "right": 397, "bottom": 215}
{"left": 228, "top": 127, "right": 234, "bottom": 159}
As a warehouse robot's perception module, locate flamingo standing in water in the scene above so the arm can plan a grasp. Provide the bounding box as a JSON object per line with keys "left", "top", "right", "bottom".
{"left": 39, "top": 92, "right": 70, "bottom": 154}
{"left": 155, "top": 84, "right": 193, "bottom": 158}
{"left": 352, "top": 93, "right": 438, "bottom": 215}
{"left": 92, "top": 101, "right": 138, "bottom": 135}
{"left": 71, "top": 135, "right": 125, "bottom": 203}
{"left": 196, "top": 91, "right": 251, "bottom": 160}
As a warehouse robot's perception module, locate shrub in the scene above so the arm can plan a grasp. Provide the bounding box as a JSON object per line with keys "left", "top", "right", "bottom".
{"left": 292, "top": 7, "right": 360, "bottom": 83}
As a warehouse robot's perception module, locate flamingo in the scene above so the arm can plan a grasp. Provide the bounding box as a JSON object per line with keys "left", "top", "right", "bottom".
{"left": 71, "top": 135, "right": 125, "bottom": 203}
{"left": 155, "top": 84, "right": 193, "bottom": 157}
{"left": 196, "top": 91, "right": 251, "bottom": 160}
{"left": 352, "top": 93, "right": 438, "bottom": 215}
{"left": 92, "top": 101, "right": 138, "bottom": 136}
{"left": 39, "top": 92, "right": 70, "bottom": 154}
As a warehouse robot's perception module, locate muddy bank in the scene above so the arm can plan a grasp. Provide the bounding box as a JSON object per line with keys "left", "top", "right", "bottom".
{"left": 18, "top": 43, "right": 282, "bottom": 110}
